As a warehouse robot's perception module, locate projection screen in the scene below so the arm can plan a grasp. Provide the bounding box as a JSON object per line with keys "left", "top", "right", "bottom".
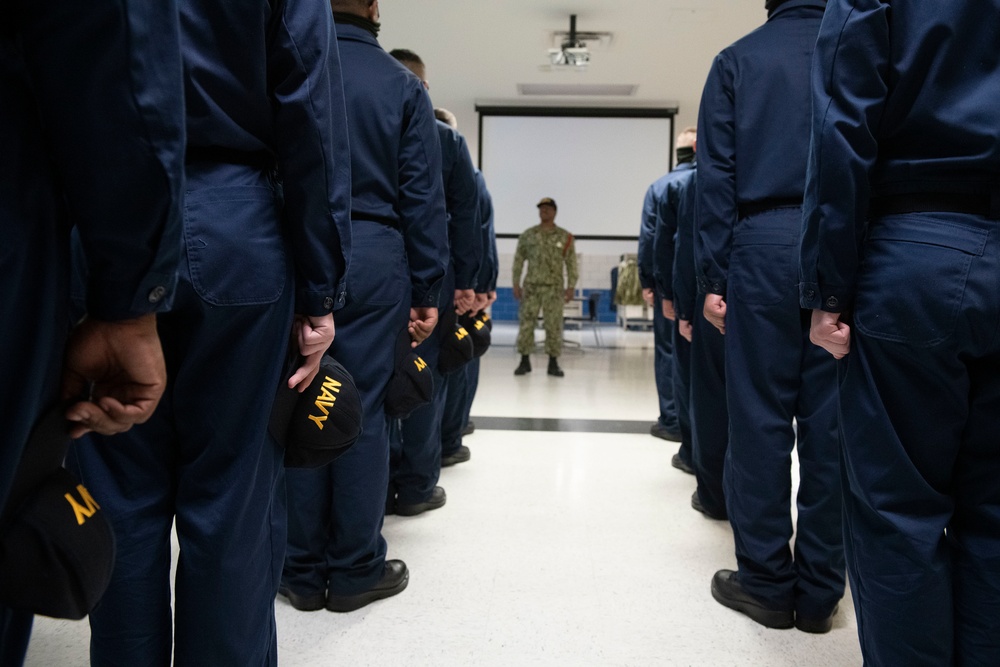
{"left": 477, "top": 107, "right": 677, "bottom": 239}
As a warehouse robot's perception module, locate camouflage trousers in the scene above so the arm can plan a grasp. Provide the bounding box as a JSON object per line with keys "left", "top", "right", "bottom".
{"left": 516, "top": 283, "right": 564, "bottom": 357}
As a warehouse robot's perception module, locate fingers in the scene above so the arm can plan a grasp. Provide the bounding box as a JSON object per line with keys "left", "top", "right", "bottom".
{"left": 453, "top": 289, "right": 475, "bottom": 315}
{"left": 409, "top": 318, "right": 438, "bottom": 346}
{"left": 679, "top": 320, "right": 693, "bottom": 343}
{"left": 66, "top": 399, "right": 141, "bottom": 439}
{"left": 703, "top": 295, "right": 726, "bottom": 335}
{"left": 409, "top": 321, "right": 433, "bottom": 345}
{"left": 662, "top": 300, "right": 676, "bottom": 321}
{"left": 287, "top": 314, "right": 335, "bottom": 391}
{"left": 705, "top": 309, "right": 725, "bottom": 334}
{"left": 297, "top": 327, "right": 327, "bottom": 358}
{"left": 297, "top": 314, "right": 335, "bottom": 358}
{"left": 288, "top": 349, "right": 323, "bottom": 392}
{"left": 473, "top": 293, "right": 489, "bottom": 313}
{"left": 60, "top": 314, "right": 169, "bottom": 439}
{"left": 811, "top": 327, "right": 851, "bottom": 359}
{"left": 407, "top": 307, "right": 438, "bottom": 346}
{"left": 67, "top": 381, "right": 166, "bottom": 437}
{"left": 809, "top": 309, "right": 850, "bottom": 358}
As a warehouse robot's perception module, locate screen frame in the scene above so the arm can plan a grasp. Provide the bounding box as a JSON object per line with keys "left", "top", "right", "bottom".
{"left": 475, "top": 104, "right": 678, "bottom": 241}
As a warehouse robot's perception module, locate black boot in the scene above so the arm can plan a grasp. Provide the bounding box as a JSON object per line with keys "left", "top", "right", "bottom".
{"left": 514, "top": 355, "right": 531, "bottom": 375}
{"left": 547, "top": 356, "right": 564, "bottom": 377}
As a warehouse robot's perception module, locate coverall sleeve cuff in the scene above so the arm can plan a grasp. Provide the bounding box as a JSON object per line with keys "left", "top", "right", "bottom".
{"left": 697, "top": 275, "right": 726, "bottom": 296}
{"left": 799, "top": 282, "right": 851, "bottom": 312}
{"left": 296, "top": 287, "right": 345, "bottom": 317}
{"left": 411, "top": 287, "right": 441, "bottom": 309}
{"left": 86, "top": 273, "right": 178, "bottom": 321}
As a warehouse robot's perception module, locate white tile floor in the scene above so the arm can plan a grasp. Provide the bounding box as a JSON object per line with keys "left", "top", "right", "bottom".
{"left": 25, "top": 327, "right": 863, "bottom": 666}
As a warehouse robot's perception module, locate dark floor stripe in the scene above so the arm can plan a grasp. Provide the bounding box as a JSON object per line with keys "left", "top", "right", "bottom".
{"left": 469, "top": 416, "right": 651, "bottom": 434}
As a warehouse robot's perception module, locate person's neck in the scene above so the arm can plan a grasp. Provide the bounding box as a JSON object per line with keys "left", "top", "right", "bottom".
{"left": 539, "top": 220, "right": 556, "bottom": 229}
{"left": 332, "top": 11, "right": 380, "bottom": 37}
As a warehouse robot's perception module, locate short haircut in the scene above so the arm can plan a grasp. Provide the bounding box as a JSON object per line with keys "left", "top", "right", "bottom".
{"left": 389, "top": 49, "right": 423, "bottom": 67}
{"left": 434, "top": 108, "right": 458, "bottom": 130}
{"left": 676, "top": 126, "right": 697, "bottom": 149}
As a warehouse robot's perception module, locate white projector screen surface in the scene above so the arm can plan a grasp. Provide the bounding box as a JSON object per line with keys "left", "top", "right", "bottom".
{"left": 480, "top": 114, "right": 674, "bottom": 238}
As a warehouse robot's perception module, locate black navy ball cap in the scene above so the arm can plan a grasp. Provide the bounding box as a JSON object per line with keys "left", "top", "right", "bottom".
{"left": 438, "top": 308, "right": 475, "bottom": 374}
{"left": 385, "top": 329, "right": 434, "bottom": 419}
{"left": 0, "top": 468, "right": 115, "bottom": 620}
{"left": 0, "top": 408, "right": 115, "bottom": 620}
{"left": 270, "top": 353, "right": 363, "bottom": 468}
{"left": 458, "top": 312, "right": 491, "bottom": 358}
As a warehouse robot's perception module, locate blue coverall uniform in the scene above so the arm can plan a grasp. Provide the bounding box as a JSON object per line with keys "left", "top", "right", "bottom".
{"left": 801, "top": 1, "right": 1000, "bottom": 663}
{"left": 650, "top": 161, "right": 696, "bottom": 463}
{"left": 283, "top": 19, "right": 448, "bottom": 600}
{"left": 0, "top": 4, "right": 184, "bottom": 663}
{"left": 695, "top": 0, "right": 844, "bottom": 620}
{"left": 393, "top": 121, "right": 482, "bottom": 507}
{"left": 654, "top": 164, "right": 695, "bottom": 458}
{"left": 640, "top": 178, "right": 680, "bottom": 438}
{"left": 665, "top": 165, "right": 731, "bottom": 519}
{"left": 68, "top": 1, "right": 351, "bottom": 664}
{"left": 444, "top": 169, "right": 498, "bottom": 458}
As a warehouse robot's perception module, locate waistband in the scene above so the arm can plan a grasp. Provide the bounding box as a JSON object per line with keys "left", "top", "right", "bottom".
{"left": 185, "top": 145, "right": 275, "bottom": 171}
{"left": 870, "top": 192, "right": 1000, "bottom": 220}
{"left": 738, "top": 198, "right": 802, "bottom": 219}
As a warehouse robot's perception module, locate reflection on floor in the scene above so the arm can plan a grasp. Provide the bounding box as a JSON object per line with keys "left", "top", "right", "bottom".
{"left": 25, "top": 340, "right": 862, "bottom": 667}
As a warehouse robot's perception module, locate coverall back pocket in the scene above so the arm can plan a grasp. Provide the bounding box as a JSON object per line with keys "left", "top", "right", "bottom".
{"left": 184, "top": 185, "right": 286, "bottom": 306}
{"left": 346, "top": 223, "right": 407, "bottom": 307}
{"left": 854, "top": 216, "right": 986, "bottom": 348}
{"left": 729, "top": 230, "right": 799, "bottom": 305}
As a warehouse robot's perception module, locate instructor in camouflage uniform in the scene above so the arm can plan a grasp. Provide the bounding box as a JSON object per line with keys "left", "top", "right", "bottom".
{"left": 512, "top": 197, "right": 579, "bottom": 377}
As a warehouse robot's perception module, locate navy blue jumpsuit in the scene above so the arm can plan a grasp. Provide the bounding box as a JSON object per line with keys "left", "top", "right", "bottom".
{"left": 68, "top": 1, "right": 351, "bottom": 664}
{"left": 283, "top": 19, "right": 448, "bottom": 601}
{"left": 695, "top": 0, "right": 844, "bottom": 620}
{"left": 443, "top": 169, "right": 498, "bottom": 458}
{"left": 0, "top": 3, "right": 185, "bottom": 662}
{"left": 461, "top": 170, "right": 500, "bottom": 432}
{"left": 394, "top": 122, "right": 482, "bottom": 507}
{"left": 666, "top": 165, "right": 731, "bottom": 520}
{"left": 654, "top": 163, "right": 695, "bottom": 458}
{"left": 802, "top": 1, "right": 1000, "bottom": 663}
{"left": 640, "top": 178, "right": 680, "bottom": 438}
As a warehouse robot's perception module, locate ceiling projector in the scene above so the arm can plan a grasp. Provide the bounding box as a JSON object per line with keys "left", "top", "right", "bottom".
{"left": 548, "top": 46, "right": 590, "bottom": 68}
{"left": 548, "top": 14, "right": 591, "bottom": 68}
